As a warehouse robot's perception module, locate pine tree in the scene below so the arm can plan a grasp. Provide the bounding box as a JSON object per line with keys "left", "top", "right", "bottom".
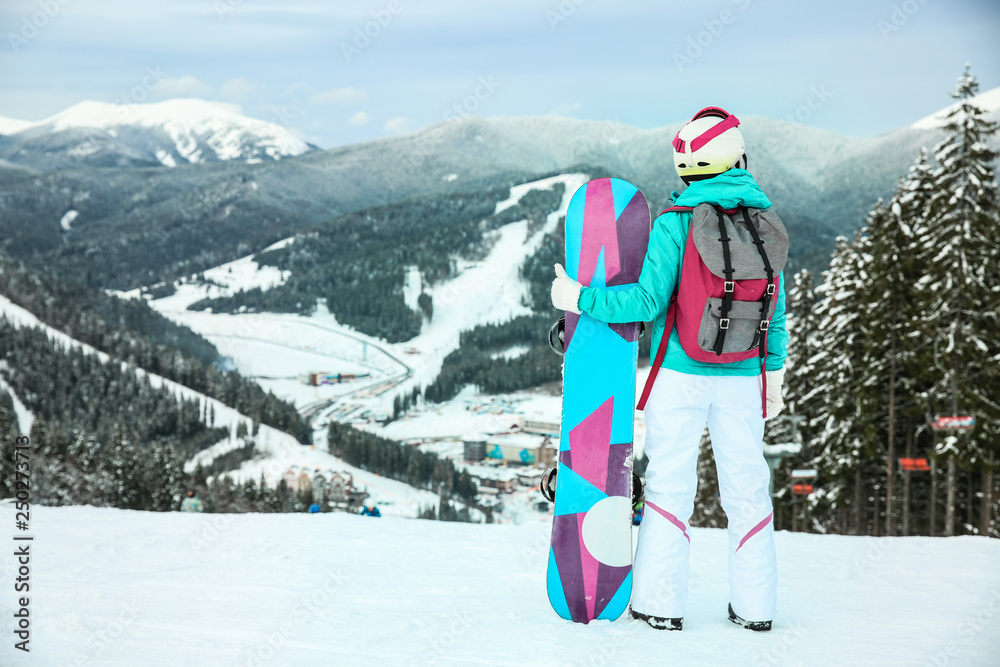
{"left": 767, "top": 268, "right": 819, "bottom": 531}
{"left": 807, "top": 235, "right": 882, "bottom": 534}
{"left": 0, "top": 407, "right": 17, "bottom": 498}
{"left": 887, "top": 149, "right": 939, "bottom": 536}
{"left": 856, "top": 188, "right": 928, "bottom": 535}
{"left": 691, "top": 429, "right": 726, "bottom": 528}
{"left": 783, "top": 269, "right": 820, "bottom": 421}
{"left": 912, "top": 64, "right": 1000, "bottom": 536}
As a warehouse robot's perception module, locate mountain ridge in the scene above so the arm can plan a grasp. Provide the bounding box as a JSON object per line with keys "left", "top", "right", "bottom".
{"left": 0, "top": 98, "right": 314, "bottom": 171}
{"left": 1, "top": 96, "right": 997, "bottom": 292}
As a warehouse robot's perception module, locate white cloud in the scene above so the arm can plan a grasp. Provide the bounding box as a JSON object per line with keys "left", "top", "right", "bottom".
{"left": 383, "top": 116, "right": 409, "bottom": 133}
{"left": 218, "top": 77, "right": 264, "bottom": 103}
{"left": 153, "top": 75, "right": 213, "bottom": 99}
{"left": 348, "top": 111, "right": 370, "bottom": 126}
{"left": 308, "top": 87, "right": 368, "bottom": 106}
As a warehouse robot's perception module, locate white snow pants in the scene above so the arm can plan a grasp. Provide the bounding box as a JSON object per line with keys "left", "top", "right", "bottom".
{"left": 631, "top": 368, "right": 777, "bottom": 622}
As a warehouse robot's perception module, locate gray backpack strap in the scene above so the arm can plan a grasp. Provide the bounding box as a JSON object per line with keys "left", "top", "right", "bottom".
{"left": 692, "top": 205, "right": 789, "bottom": 278}
{"left": 739, "top": 207, "right": 776, "bottom": 357}
{"left": 712, "top": 208, "right": 736, "bottom": 356}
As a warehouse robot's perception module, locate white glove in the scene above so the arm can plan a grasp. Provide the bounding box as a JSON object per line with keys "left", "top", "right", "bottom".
{"left": 551, "top": 263, "right": 583, "bottom": 314}
{"left": 765, "top": 367, "right": 785, "bottom": 419}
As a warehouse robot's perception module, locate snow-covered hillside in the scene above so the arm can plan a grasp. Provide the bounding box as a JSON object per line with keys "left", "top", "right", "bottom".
{"left": 0, "top": 115, "right": 33, "bottom": 135}
{"left": 130, "top": 172, "right": 662, "bottom": 482}
{"left": 0, "top": 98, "right": 312, "bottom": 168}
{"left": 140, "top": 174, "right": 589, "bottom": 424}
{"left": 1, "top": 504, "right": 997, "bottom": 666}
{"left": 912, "top": 85, "right": 1000, "bottom": 129}
{"left": 387, "top": 173, "right": 589, "bottom": 395}
{"left": 0, "top": 294, "right": 436, "bottom": 517}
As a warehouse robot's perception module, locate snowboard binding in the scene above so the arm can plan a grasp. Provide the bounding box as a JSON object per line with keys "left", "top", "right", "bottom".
{"left": 540, "top": 467, "right": 644, "bottom": 510}
{"left": 547, "top": 318, "right": 566, "bottom": 356}
{"left": 548, "top": 318, "right": 645, "bottom": 356}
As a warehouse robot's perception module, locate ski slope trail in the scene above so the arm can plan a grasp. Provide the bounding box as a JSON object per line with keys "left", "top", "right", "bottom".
{"left": 2, "top": 505, "right": 997, "bottom": 666}
{"left": 138, "top": 173, "right": 589, "bottom": 421}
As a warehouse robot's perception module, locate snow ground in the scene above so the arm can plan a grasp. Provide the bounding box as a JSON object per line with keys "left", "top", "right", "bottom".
{"left": 134, "top": 297, "right": 408, "bottom": 412}
{"left": 373, "top": 385, "right": 560, "bottom": 443}
{"left": 2, "top": 505, "right": 998, "bottom": 666}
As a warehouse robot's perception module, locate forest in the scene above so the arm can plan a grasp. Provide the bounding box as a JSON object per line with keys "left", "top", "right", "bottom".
{"left": 328, "top": 420, "right": 479, "bottom": 505}
{"left": 0, "top": 257, "right": 310, "bottom": 442}
{"left": 188, "top": 181, "right": 565, "bottom": 342}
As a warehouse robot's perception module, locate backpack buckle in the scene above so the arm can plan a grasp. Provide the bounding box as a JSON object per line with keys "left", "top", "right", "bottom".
{"left": 758, "top": 320, "right": 769, "bottom": 332}
{"left": 720, "top": 318, "right": 730, "bottom": 330}
{"left": 724, "top": 281, "right": 735, "bottom": 293}
{"left": 766, "top": 284, "right": 776, "bottom": 296}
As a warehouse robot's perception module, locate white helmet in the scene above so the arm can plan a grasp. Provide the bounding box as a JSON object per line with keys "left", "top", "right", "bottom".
{"left": 672, "top": 107, "right": 746, "bottom": 184}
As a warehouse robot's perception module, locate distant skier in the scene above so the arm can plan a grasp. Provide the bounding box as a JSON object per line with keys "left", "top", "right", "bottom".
{"left": 360, "top": 504, "right": 381, "bottom": 518}
{"left": 308, "top": 503, "right": 321, "bottom": 514}
{"left": 552, "top": 107, "right": 787, "bottom": 632}
{"left": 180, "top": 490, "right": 204, "bottom": 513}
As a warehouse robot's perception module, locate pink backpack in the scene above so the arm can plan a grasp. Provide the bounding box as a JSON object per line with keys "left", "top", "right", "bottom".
{"left": 637, "top": 203, "right": 789, "bottom": 415}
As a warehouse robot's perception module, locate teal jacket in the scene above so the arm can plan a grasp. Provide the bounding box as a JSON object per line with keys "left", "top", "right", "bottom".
{"left": 577, "top": 169, "right": 788, "bottom": 376}
{"left": 181, "top": 496, "right": 204, "bottom": 512}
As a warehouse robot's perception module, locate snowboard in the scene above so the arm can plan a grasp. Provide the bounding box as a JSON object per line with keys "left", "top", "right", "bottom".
{"left": 546, "top": 177, "right": 650, "bottom": 623}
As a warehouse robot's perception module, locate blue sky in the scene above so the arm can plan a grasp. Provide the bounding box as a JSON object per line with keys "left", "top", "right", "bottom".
{"left": 1, "top": 0, "right": 998, "bottom": 148}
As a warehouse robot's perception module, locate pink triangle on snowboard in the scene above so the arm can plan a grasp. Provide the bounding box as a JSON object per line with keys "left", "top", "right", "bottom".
{"left": 568, "top": 397, "right": 614, "bottom": 493}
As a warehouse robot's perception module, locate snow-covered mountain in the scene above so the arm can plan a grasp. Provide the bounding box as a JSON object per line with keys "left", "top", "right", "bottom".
{"left": 0, "top": 115, "right": 33, "bottom": 135}
{"left": 2, "top": 89, "right": 999, "bottom": 292}
{"left": 911, "top": 85, "right": 1000, "bottom": 129}
{"left": 0, "top": 99, "right": 314, "bottom": 170}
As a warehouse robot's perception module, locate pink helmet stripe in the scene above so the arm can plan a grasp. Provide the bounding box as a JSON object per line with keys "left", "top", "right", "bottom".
{"left": 672, "top": 134, "right": 685, "bottom": 153}
{"left": 689, "top": 113, "right": 740, "bottom": 153}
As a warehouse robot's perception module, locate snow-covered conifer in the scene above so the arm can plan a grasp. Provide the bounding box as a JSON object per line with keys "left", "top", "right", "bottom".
{"left": 913, "top": 64, "right": 1000, "bottom": 535}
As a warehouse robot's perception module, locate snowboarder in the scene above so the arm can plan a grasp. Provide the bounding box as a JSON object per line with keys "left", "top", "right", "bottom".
{"left": 551, "top": 107, "right": 787, "bottom": 632}
{"left": 180, "top": 490, "right": 204, "bottom": 513}
{"left": 360, "top": 504, "right": 381, "bottom": 518}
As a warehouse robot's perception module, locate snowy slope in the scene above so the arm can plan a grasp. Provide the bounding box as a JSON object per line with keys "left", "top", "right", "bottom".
{"left": 2, "top": 504, "right": 997, "bottom": 666}
{"left": 0, "top": 374, "right": 34, "bottom": 434}
{"left": 1, "top": 98, "right": 312, "bottom": 168}
{"left": 135, "top": 235, "right": 295, "bottom": 304}
{"left": 141, "top": 173, "right": 588, "bottom": 424}
{"left": 0, "top": 116, "right": 33, "bottom": 135}
{"left": 0, "top": 294, "right": 434, "bottom": 517}
{"left": 133, "top": 172, "right": 660, "bottom": 467}
{"left": 385, "top": 173, "right": 588, "bottom": 396}
{"left": 912, "top": 86, "right": 1000, "bottom": 129}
